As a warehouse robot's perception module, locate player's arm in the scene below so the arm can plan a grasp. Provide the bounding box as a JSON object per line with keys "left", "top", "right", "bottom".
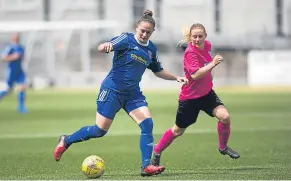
{"left": 191, "top": 64, "right": 214, "bottom": 80}
{"left": 1, "top": 46, "right": 15, "bottom": 62}
{"left": 1, "top": 46, "right": 24, "bottom": 62}
{"left": 2, "top": 53, "right": 20, "bottom": 62}
{"left": 98, "top": 42, "right": 113, "bottom": 53}
{"left": 148, "top": 51, "right": 188, "bottom": 83}
{"left": 98, "top": 33, "right": 129, "bottom": 53}
{"left": 187, "top": 52, "right": 223, "bottom": 80}
{"left": 154, "top": 70, "right": 188, "bottom": 83}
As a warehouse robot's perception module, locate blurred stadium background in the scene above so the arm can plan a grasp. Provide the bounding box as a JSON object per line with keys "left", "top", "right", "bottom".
{"left": 0, "top": 0, "right": 290, "bottom": 88}
{"left": 0, "top": 0, "right": 291, "bottom": 180}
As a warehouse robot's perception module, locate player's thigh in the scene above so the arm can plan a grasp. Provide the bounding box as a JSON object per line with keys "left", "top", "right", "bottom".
{"left": 5, "top": 69, "right": 16, "bottom": 88}
{"left": 96, "top": 88, "right": 122, "bottom": 128}
{"left": 6, "top": 74, "right": 15, "bottom": 89}
{"left": 171, "top": 124, "right": 187, "bottom": 137}
{"left": 175, "top": 99, "right": 200, "bottom": 128}
{"left": 201, "top": 89, "right": 224, "bottom": 117}
{"left": 15, "top": 72, "right": 26, "bottom": 91}
{"left": 95, "top": 112, "right": 113, "bottom": 131}
{"left": 124, "top": 92, "right": 151, "bottom": 124}
{"left": 213, "top": 105, "right": 230, "bottom": 123}
{"left": 128, "top": 106, "right": 151, "bottom": 124}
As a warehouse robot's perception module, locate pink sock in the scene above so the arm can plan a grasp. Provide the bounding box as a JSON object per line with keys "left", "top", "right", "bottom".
{"left": 217, "top": 121, "right": 230, "bottom": 150}
{"left": 154, "top": 128, "right": 175, "bottom": 154}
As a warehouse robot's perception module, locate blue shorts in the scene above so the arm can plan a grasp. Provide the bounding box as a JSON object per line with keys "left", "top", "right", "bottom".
{"left": 6, "top": 70, "right": 26, "bottom": 88}
{"left": 96, "top": 87, "right": 148, "bottom": 120}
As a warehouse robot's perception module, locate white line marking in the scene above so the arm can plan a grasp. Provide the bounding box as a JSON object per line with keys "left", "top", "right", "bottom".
{"left": 0, "top": 127, "right": 290, "bottom": 139}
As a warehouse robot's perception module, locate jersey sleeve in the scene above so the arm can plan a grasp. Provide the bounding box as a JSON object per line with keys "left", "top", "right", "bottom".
{"left": 110, "top": 33, "right": 129, "bottom": 51}
{"left": 147, "top": 50, "right": 163, "bottom": 73}
{"left": 185, "top": 52, "right": 200, "bottom": 75}
{"left": 1, "top": 46, "right": 13, "bottom": 57}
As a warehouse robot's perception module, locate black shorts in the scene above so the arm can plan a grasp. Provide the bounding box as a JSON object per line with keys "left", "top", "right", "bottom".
{"left": 175, "top": 89, "right": 224, "bottom": 128}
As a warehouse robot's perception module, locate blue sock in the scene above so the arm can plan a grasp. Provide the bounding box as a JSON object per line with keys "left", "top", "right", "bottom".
{"left": 18, "top": 91, "right": 26, "bottom": 109}
{"left": 0, "top": 90, "right": 8, "bottom": 100}
{"left": 139, "top": 118, "right": 154, "bottom": 169}
{"left": 65, "top": 125, "right": 107, "bottom": 148}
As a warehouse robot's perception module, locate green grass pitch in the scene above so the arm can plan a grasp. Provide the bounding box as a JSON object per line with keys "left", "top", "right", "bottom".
{"left": 0, "top": 88, "right": 290, "bottom": 180}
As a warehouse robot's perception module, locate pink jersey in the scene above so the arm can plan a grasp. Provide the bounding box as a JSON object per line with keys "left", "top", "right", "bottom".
{"left": 179, "top": 40, "right": 213, "bottom": 100}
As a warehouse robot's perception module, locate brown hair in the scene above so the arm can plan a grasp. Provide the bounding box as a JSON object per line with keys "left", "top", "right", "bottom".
{"left": 182, "top": 23, "right": 207, "bottom": 43}
{"left": 137, "top": 9, "right": 156, "bottom": 28}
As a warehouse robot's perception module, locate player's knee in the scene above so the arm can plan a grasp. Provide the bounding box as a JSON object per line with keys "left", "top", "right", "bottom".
{"left": 18, "top": 85, "right": 26, "bottom": 92}
{"left": 92, "top": 125, "right": 107, "bottom": 137}
{"left": 219, "top": 114, "right": 230, "bottom": 124}
{"left": 139, "top": 118, "right": 153, "bottom": 134}
{"left": 172, "top": 125, "right": 185, "bottom": 137}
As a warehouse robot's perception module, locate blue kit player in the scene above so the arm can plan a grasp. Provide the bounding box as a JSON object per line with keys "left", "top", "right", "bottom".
{"left": 0, "top": 33, "right": 27, "bottom": 113}
{"left": 53, "top": 10, "right": 188, "bottom": 176}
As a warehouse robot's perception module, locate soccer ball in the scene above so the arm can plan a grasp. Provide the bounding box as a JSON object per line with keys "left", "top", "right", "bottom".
{"left": 81, "top": 155, "right": 105, "bottom": 178}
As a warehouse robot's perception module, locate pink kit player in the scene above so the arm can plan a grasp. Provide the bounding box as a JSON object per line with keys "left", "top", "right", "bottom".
{"left": 152, "top": 23, "right": 240, "bottom": 166}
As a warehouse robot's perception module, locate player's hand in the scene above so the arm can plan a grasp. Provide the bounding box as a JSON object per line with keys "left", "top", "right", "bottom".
{"left": 103, "top": 42, "right": 113, "bottom": 53}
{"left": 212, "top": 53, "right": 224, "bottom": 66}
{"left": 176, "top": 77, "right": 189, "bottom": 85}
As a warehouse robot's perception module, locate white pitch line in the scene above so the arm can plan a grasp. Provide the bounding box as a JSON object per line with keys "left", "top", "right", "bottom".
{"left": 0, "top": 127, "right": 290, "bottom": 139}
{"left": 3, "top": 180, "right": 291, "bottom": 181}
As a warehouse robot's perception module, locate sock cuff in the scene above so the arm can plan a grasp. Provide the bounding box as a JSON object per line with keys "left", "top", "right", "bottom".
{"left": 139, "top": 118, "right": 153, "bottom": 134}
{"left": 218, "top": 121, "right": 230, "bottom": 126}
{"left": 166, "top": 128, "right": 174, "bottom": 136}
{"left": 93, "top": 125, "right": 107, "bottom": 137}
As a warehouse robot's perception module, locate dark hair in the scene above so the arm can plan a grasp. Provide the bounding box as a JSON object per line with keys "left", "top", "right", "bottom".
{"left": 137, "top": 9, "right": 155, "bottom": 27}
{"left": 180, "top": 42, "right": 188, "bottom": 51}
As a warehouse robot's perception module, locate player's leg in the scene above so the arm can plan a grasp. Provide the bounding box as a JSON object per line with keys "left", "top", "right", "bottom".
{"left": 202, "top": 90, "right": 240, "bottom": 159}
{"left": 15, "top": 72, "right": 27, "bottom": 113}
{"left": 0, "top": 84, "right": 13, "bottom": 100}
{"left": 151, "top": 124, "right": 187, "bottom": 166}
{"left": 213, "top": 105, "right": 240, "bottom": 159}
{"left": 0, "top": 72, "right": 14, "bottom": 100}
{"left": 65, "top": 112, "right": 112, "bottom": 147}
{"left": 53, "top": 88, "right": 122, "bottom": 161}
{"left": 125, "top": 93, "right": 165, "bottom": 176}
{"left": 152, "top": 99, "right": 199, "bottom": 166}
{"left": 213, "top": 105, "right": 230, "bottom": 150}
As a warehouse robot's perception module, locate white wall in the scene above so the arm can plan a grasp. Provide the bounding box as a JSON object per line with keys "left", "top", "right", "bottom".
{"left": 104, "top": 0, "right": 132, "bottom": 33}
{"left": 161, "top": 0, "right": 214, "bottom": 38}
{"left": 0, "top": 0, "right": 43, "bottom": 21}
{"left": 221, "top": 0, "right": 276, "bottom": 37}
{"left": 49, "top": 0, "right": 97, "bottom": 20}
{"left": 283, "top": 0, "right": 291, "bottom": 35}
{"left": 0, "top": 0, "right": 290, "bottom": 45}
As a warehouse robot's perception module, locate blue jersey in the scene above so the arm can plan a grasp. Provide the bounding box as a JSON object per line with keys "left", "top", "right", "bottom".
{"left": 101, "top": 33, "right": 163, "bottom": 93}
{"left": 1, "top": 44, "right": 25, "bottom": 74}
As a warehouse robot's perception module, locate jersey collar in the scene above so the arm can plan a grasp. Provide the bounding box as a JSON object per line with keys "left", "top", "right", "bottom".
{"left": 134, "top": 35, "right": 149, "bottom": 46}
